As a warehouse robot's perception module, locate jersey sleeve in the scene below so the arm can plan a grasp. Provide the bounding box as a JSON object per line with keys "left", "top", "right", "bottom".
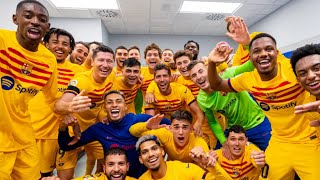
{"left": 146, "top": 80, "right": 157, "bottom": 93}
{"left": 64, "top": 73, "right": 89, "bottom": 95}
{"left": 205, "top": 109, "right": 227, "bottom": 144}
{"left": 228, "top": 72, "right": 250, "bottom": 92}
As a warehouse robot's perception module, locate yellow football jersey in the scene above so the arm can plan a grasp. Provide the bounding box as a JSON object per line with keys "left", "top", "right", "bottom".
{"left": 229, "top": 56, "right": 318, "bottom": 143}
{"left": 30, "top": 60, "right": 84, "bottom": 139}
{"left": 301, "top": 94, "right": 320, "bottom": 139}
{"left": 111, "top": 76, "right": 142, "bottom": 114}
{"left": 216, "top": 145, "right": 261, "bottom": 180}
{"left": 144, "top": 82, "right": 195, "bottom": 119}
{"left": 73, "top": 172, "right": 137, "bottom": 180}
{"left": 176, "top": 76, "right": 200, "bottom": 97}
{"left": 129, "top": 122, "right": 209, "bottom": 162}
{"left": 0, "top": 29, "right": 58, "bottom": 151}
{"left": 65, "top": 69, "right": 115, "bottom": 131}
{"left": 140, "top": 66, "right": 154, "bottom": 93}
{"left": 138, "top": 161, "right": 232, "bottom": 180}
{"left": 112, "top": 66, "right": 122, "bottom": 76}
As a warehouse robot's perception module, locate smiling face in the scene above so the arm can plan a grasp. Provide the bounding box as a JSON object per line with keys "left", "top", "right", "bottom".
{"left": 104, "top": 93, "right": 127, "bottom": 122}
{"left": 190, "top": 63, "right": 210, "bottom": 91}
{"left": 295, "top": 54, "right": 320, "bottom": 97}
{"left": 176, "top": 55, "right": 191, "bottom": 77}
{"left": 116, "top": 49, "right": 128, "bottom": 69}
{"left": 139, "top": 140, "right": 165, "bottom": 171}
{"left": 70, "top": 43, "right": 89, "bottom": 65}
{"left": 92, "top": 51, "right": 114, "bottom": 83}
{"left": 104, "top": 154, "right": 129, "bottom": 180}
{"left": 45, "top": 34, "right": 70, "bottom": 62}
{"left": 162, "top": 50, "right": 173, "bottom": 63}
{"left": 170, "top": 119, "right": 192, "bottom": 148}
{"left": 13, "top": 3, "right": 50, "bottom": 51}
{"left": 250, "top": 37, "right": 279, "bottom": 80}
{"left": 122, "top": 65, "right": 141, "bottom": 87}
{"left": 128, "top": 49, "right": 140, "bottom": 61}
{"left": 184, "top": 42, "right": 199, "bottom": 60}
{"left": 226, "top": 132, "right": 247, "bottom": 159}
{"left": 154, "top": 69, "right": 171, "bottom": 95}
{"left": 146, "top": 49, "right": 161, "bottom": 69}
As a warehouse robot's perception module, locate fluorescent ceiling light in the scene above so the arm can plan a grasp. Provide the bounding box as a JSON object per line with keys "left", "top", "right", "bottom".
{"left": 48, "top": 0, "right": 119, "bottom": 9}
{"left": 180, "top": 1, "right": 242, "bottom": 13}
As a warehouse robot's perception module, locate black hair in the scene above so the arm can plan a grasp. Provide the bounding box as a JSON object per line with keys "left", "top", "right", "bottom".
{"left": 154, "top": 63, "right": 171, "bottom": 77}
{"left": 128, "top": 46, "right": 140, "bottom": 52}
{"left": 92, "top": 45, "right": 114, "bottom": 60}
{"left": 16, "top": 0, "right": 48, "bottom": 14}
{"left": 291, "top": 44, "right": 320, "bottom": 76}
{"left": 173, "top": 50, "right": 193, "bottom": 64}
{"left": 123, "top": 58, "right": 141, "bottom": 68}
{"left": 88, "top": 41, "right": 103, "bottom": 47}
{"left": 144, "top": 43, "right": 162, "bottom": 59}
{"left": 75, "top": 41, "right": 89, "bottom": 51}
{"left": 226, "top": 125, "right": 247, "bottom": 138}
{"left": 43, "top": 28, "right": 75, "bottom": 51}
{"left": 170, "top": 110, "right": 193, "bottom": 124}
{"left": 184, "top": 40, "right": 200, "bottom": 51}
{"left": 103, "top": 90, "right": 125, "bottom": 101}
{"left": 249, "top": 33, "right": 277, "bottom": 51}
{"left": 105, "top": 147, "right": 128, "bottom": 162}
{"left": 136, "top": 135, "right": 162, "bottom": 154}
{"left": 116, "top": 46, "right": 128, "bottom": 53}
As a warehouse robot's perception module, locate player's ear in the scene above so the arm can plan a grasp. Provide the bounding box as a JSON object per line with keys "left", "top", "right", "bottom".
{"left": 12, "top": 14, "right": 18, "bottom": 25}
{"left": 138, "top": 156, "right": 143, "bottom": 164}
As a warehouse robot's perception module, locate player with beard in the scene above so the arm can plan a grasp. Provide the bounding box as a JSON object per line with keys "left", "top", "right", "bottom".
{"left": 111, "top": 58, "right": 142, "bottom": 114}
{"left": 207, "top": 33, "right": 320, "bottom": 179}
{"left": 0, "top": 1, "right": 59, "bottom": 179}
{"left": 69, "top": 41, "right": 89, "bottom": 65}
{"left": 128, "top": 46, "right": 141, "bottom": 61}
{"left": 58, "top": 90, "right": 171, "bottom": 178}
{"left": 144, "top": 64, "right": 205, "bottom": 136}
{"left": 81, "top": 41, "right": 103, "bottom": 71}
{"left": 130, "top": 110, "right": 209, "bottom": 164}
{"left": 113, "top": 46, "right": 128, "bottom": 75}
{"left": 28, "top": 28, "right": 83, "bottom": 178}
{"left": 73, "top": 147, "right": 136, "bottom": 180}
{"left": 136, "top": 135, "right": 233, "bottom": 180}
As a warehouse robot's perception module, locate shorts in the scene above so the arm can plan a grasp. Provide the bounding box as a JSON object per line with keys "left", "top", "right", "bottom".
{"left": 56, "top": 147, "right": 82, "bottom": 171}
{"left": 36, "top": 139, "right": 59, "bottom": 173}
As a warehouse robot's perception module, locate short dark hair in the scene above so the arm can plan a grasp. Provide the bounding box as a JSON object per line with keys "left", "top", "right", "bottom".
{"left": 43, "top": 28, "right": 75, "bottom": 51}
{"left": 173, "top": 50, "right": 193, "bottom": 64}
{"left": 92, "top": 45, "right": 114, "bottom": 60}
{"left": 249, "top": 33, "right": 277, "bottom": 51}
{"left": 136, "top": 135, "right": 162, "bottom": 154}
{"left": 163, "top": 49, "right": 174, "bottom": 54}
{"left": 144, "top": 43, "right": 162, "bottom": 59}
{"left": 187, "top": 60, "right": 205, "bottom": 71}
{"left": 75, "top": 41, "right": 89, "bottom": 51}
{"left": 103, "top": 90, "right": 125, "bottom": 101}
{"left": 171, "top": 110, "right": 193, "bottom": 124}
{"left": 115, "top": 46, "right": 128, "bottom": 53}
{"left": 128, "top": 46, "right": 140, "bottom": 52}
{"left": 226, "top": 125, "right": 247, "bottom": 138}
{"left": 105, "top": 147, "right": 128, "bottom": 162}
{"left": 184, "top": 40, "right": 200, "bottom": 51}
{"left": 291, "top": 44, "right": 320, "bottom": 76}
{"left": 154, "top": 63, "right": 171, "bottom": 77}
{"left": 88, "top": 41, "right": 103, "bottom": 47}
{"left": 123, "top": 58, "right": 141, "bottom": 68}
{"left": 17, "top": 0, "right": 48, "bottom": 14}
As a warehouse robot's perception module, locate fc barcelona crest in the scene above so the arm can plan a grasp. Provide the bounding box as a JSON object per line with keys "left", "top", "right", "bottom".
{"left": 21, "top": 63, "right": 33, "bottom": 75}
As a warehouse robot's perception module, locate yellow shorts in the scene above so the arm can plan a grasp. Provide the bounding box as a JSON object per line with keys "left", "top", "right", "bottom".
{"left": 263, "top": 139, "right": 320, "bottom": 180}
{"left": 36, "top": 139, "right": 59, "bottom": 173}
{"left": 84, "top": 141, "right": 104, "bottom": 160}
{"left": 56, "top": 147, "right": 82, "bottom": 171}
{"left": 0, "top": 144, "right": 40, "bottom": 180}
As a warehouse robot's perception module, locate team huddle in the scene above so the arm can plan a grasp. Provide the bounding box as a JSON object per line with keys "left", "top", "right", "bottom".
{"left": 1, "top": 0, "right": 320, "bottom": 180}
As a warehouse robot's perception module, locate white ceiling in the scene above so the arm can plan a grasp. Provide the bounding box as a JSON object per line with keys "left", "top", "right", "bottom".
{"left": 39, "top": 0, "right": 292, "bottom": 36}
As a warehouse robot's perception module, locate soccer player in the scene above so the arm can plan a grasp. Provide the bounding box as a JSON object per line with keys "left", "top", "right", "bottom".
{"left": 213, "top": 125, "right": 265, "bottom": 180}
{"left": 0, "top": 0, "right": 58, "bottom": 179}
{"left": 128, "top": 46, "right": 141, "bottom": 61}
{"left": 69, "top": 41, "right": 89, "bottom": 65}
{"left": 29, "top": 28, "right": 83, "bottom": 178}
{"left": 73, "top": 147, "right": 137, "bottom": 180}
{"left": 113, "top": 46, "right": 129, "bottom": 75}
{"left": 207, "top": 33, "right": 320, "bottom": 179}
{"left": 144, "top": 64, "right": 205, "bottom": 136}
{"left": 54, "top": 45, "right": 116, "bottom": 178}
{"left": 162, "top": 48, "right": 178, "bottom": 74}
{"left": 130, "top": 110, "right": 209, "bottom": 163}
{"left": 136, "top": 135, "right": 233, "bottom": 180}
{"left": 81, "top": 41, "right": 103, "bottom": 71}
{"left": 140, "top": 43, "right": 162, "bottom": 96}
{"left": 111, "top": 58, "right": 142, "bottom": 114}
{"left": 187, "top": 60, "right": 271, "bottom": 151}
{"left": 184, "top": 40, "right": 200, "bottom": 61}
{"left": 58, "top": 90, "right": 170, "bottom": 178}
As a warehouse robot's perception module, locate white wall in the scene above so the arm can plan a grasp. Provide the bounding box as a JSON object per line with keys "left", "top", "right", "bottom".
{"left": 109, "top": 34, "right": 237, "bottom": 61}
{"left": 101, "top": 22, "right": 110, "bottom": 45}
{"left": 0, "top": 0, "right": 21, "bottom": 30}
{"left": 50, "top": 18, "right": 107, "bottom": 43}
{"left": 250, "top": 0, "right": 320, "bottom": 52}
